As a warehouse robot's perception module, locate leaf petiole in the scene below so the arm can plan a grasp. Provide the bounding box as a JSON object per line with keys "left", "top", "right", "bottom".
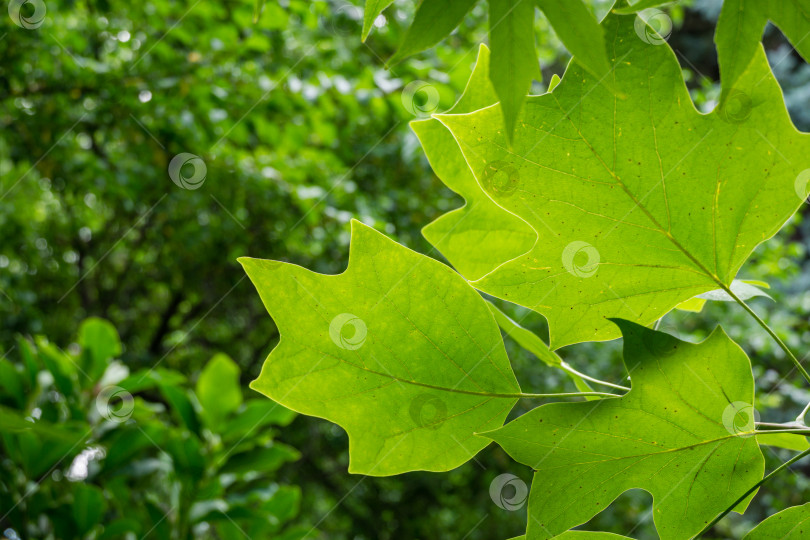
{"left": 510, "top": 391, "right": 622, "bottom": 399}
{"left": 719, "top": 283, "right": 810, "bottom": 386}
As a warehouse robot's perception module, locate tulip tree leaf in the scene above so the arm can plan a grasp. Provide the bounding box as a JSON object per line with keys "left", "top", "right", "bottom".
{"left": 716, "top": 0, "right": 810, "bottom": 101}
{"left": 743, "top": 503, "right": 810, "bottom": 539}
{"left": 483, "top": 320, "right": 765, "bottom": 540}
{"left": 413, "top": 44, "right": 536, "bottom": 282}
{"left": 240, "top": 220, "right": 521, "bottom": 476}
{"left": 435, "top": 6, "right": 810, "bottom": 348}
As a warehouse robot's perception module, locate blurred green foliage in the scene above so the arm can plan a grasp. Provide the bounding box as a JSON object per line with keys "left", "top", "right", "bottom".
{"left": 3, "top": 0, "right": 810, "bottom": 538}
{"left": 0, "top": 318, "right": 304, "bottom": 539}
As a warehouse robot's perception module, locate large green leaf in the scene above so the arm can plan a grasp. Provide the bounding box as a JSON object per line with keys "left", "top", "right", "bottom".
{"left": 413, "top": 44, "right": 535, "bottom": 282}
{"left": 483, "top": 320, "right": 764, "bottom": 540}
{"left": 434, "top": 6, "right": 810, "bottom": 348}
{"left": 743, "top": 503, "right": 810, "bottom": 539}
{"left": 716, "top": 0, "right": 810, "bottom": 101}
{"left": 240, "top": 220, "right": 521, "bottom": 475}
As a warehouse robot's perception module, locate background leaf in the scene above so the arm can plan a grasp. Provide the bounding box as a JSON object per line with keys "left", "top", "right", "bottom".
{"left": 196, "top": 353, "right": 243, "bottom": 428}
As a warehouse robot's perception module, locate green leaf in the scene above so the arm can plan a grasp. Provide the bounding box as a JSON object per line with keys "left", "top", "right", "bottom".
{"left": 434, "top": 7, "right": 810, "bottom": 348}
{"left": 389, "top": 0, "right": 478, "bottom": 65}
{"left": 613, "top": 0, "right": 674, "bottom": 14}
{"left": 97, "top": 518, "right": 142, "bottom": 540}
{"left": 0, "top": 358, "right": 26, "bottom": 408}
{"left": 16, "top": 337, "right": 39, "bottom": 389}
{"left": 78, "top": 317, "right": 122, "bottom": 382}
{"left": 676, "top": 279, "right": 772, "bottom": 313}
{"left": 362, "top": 0, "right": 394, "bottom": 41}
{"left": 261, "top": 485, "right": 301, "bottom": 524}
{"left": 510, "top": 533, "right": 635, "bottom": 540}
{"left": 219, "top": 443, "right": 300, "bottom": 475}
{"left": 696, "top": 279, "right": 772, "bottom": 302}
{"left": 36, "top": 338, "right": 77, "bottom": 397}
{"left": 196, "top": 353, "right": 242, "bottom": 427}
{"left": 487, "top": 302, "right": 561, "bottom": 368}
{"left": 757, "top": 432, "right": 810, "bottom": 452}
{"left": 159, "top": 384, "right": 201, "bottom": 436}
{"left": 413, "top": 44, "right": 536, "bottom": 282}
{"left": 220, "top": 400, "right": 297, "bottom": 442}
{"left": 483, "top": 320, "right": 764, "bottom": 540}
{"left": 0, "top": 404, "right": 86, "bottom": 442}
{"left": 743, "top": 503, "right": 810, "bottom": 539}
{"left": 536, "top": 0, "right": 613, "bottom": 91}
{"left": 716, "top": 0, "right": 810, "bottom": 101}
{"left": 673, "top": 295, "right": 708, "bottom": 313}
{"left": 489, "top": 0, "right": 539, "bottom": 141}
{"left": 240, "top": 219, "right": 521, "bottom": 475}
{"left": 253, "top": 0, "right": 265, "bottom": 23}
{"left": 72, "top": 483, "right": 107, "bottom": 536}
{"left": 547, "top": 73, "right": 562, "bottom": 92}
